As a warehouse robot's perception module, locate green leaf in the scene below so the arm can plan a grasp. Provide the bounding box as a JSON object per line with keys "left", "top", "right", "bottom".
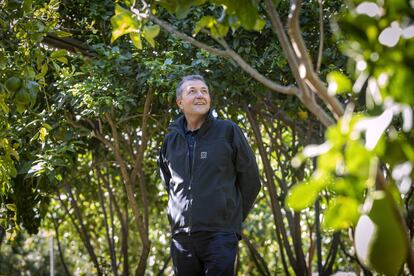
{"left": 50, "top": 49, "right": 68, "bottom": 59}
{"left": 194, "top": 16, "right": 228, "bottom": 38}
{"left": 6, "top": 204, "right": 16, "bottom": 211}
{"left": 39, "top": 127, "right": 48, "bottom": 143}
{"left": 56, "top": 57, "right": 68, "bottom": 64}
{"left": 15, "top": 102, "right": 26, "bottom": 114}
{"left": 142, "top": 25, "right": 160, "bottom": 47}
{"left": 286, "top": 172, "right": 330, "bottom": 211}
{"left": 22, "top": 0, "right": 32, "bottom": 13}
{"left": 323, "top": 197, "right": 360, "bottom": 230}
{"left": 327, "top": 71, "right": 352, "bottom": 95}
{"left": 355, "top": 192, "right": 407, "bottom": 276}
{"left": 235, "top": 0, "right": 260, "bottom": 30}
{"left": 129, "top": 33, "right": 142, "bottom": 49}
{"left": 210, "top": 23, "right": 229, "bottom": 38}
{"left": 37, "top": 63, "right": 48, "bottom": 78}
{"left": 194, "top": 16, "right": 216, "bottom": 36}
{"left": 111, "top": 4, "right": 140, "bottom": 43}
{"left": 345, "top": 140, "right": 372, "bottom": 179}
{"left": 253, "top": 18, "right": 266, "bottom": 32}
{"left": 0, "top": 95, "right": 9, "bottom": 113}
{"left": 174, "top": 0, "right": 207, "bottom": 19}
{"left": 53, "top": 30, "right": 73, "bottom": 38}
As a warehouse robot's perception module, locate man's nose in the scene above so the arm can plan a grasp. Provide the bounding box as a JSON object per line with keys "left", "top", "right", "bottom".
{"left": 195, "top": 91, "right": 204, "bottom": 97}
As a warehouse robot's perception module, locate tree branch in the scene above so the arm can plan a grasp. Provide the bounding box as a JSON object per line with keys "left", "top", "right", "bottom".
{"left": 52, "top": 217, "right": 72, "bottom": 276}
{"left": 263, "top": 0, "right": 335, "bottom": 127}
{"left": 104, "top": 112, "right": 151, "bottom": 276}
{"left": 242, "top": 233, "right": 271, "bottom": 276}
{"left": 148, "top": 15, "right": 229, "bottom": 57}
{"left": 245, "top": 106, "right": 300, "bottom": 274}
{"left": 94, "top": 162, "right": 118, "bottom": 276}
{"left": 316, "top": 0, "right": 324, "bottom": 73}
{"left": 129, "top": 89, "right": 153, "bottom": 233}
{"left": 287, "top": 0, "right": 344, "bottom": 119}
{"left": 62, "top": 183, "right": 102, "bottom": 275}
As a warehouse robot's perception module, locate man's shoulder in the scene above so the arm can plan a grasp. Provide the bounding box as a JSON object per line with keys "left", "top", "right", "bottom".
{"left": 213, "top": 118, "right": 238, "bottom": 129}
{"left": 161, "top": 130, "right": 177, "bottom": 144}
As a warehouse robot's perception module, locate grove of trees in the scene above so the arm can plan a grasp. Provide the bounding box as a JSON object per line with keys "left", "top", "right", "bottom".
{"left": 0, "top": 0, "right": 413, "bottom": 275}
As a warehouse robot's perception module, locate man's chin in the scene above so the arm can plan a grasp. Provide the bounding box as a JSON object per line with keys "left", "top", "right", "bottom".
{"left": 190, "top": 107, "right": 209, "bottom": 115}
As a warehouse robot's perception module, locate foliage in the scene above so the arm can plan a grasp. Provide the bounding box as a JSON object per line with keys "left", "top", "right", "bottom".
{"left": 1, "top": 0, "right": 413, "bottom": 275}
{"left": 288, "top": 0, "right": 414, "bottom": 274}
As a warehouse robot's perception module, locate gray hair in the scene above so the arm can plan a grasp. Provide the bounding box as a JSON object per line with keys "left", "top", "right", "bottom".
{"left": 176, "top": 75, "right": 208, "bottom": 99}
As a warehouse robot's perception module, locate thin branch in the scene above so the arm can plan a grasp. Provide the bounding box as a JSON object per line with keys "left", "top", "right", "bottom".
{"left": 315, "top": 195, "right": 323, "bottom": 274}
{"left": 322, "top": 232, "right": 340, "bottom": 275}
{"left": 130, "top": 89, "right": 153, "bottom": 233}
{"left": 213, "top": 37, "right": 298, "bottom": 95}
{"left": 52, "top": 217, "right": 72, "bottom": 276}
{"left": 316, "top": 0, "right": 324, "bottom": 73}
{"left": 157, "top": 256, "right": 172, "bottom": 276}
{"left": 263, "top": 0, "right": 301, "bottom": 75}
{"left": 148, "top": 14, "right": 229, "bottom": 57}
{"left": 104, "top": 167, "right": 130, "bottom": 276}
{"left": 94, "top": 162, "right": 118, "bottom": 276}
{"left": 61, "top": 184, "right": 102, "bottom": 275}
{"left": 43, "top": 33, "right": 95, "bottom": 57}
{"left": 292, "top": 212, "right": 308, "bottom": 275}
{"left": 339, "top": 239, "right": 372, "bottom": 275}
{"left": 242, "top": 233, "right": 271, "bottom": 276}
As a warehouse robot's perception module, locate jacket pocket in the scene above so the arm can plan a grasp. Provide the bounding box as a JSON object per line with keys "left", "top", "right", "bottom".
{"left": 196, "top": 139, "right": 233, "bottom": 173}
{"left": 191, "top": 189, "right": 228, "bottom": 227}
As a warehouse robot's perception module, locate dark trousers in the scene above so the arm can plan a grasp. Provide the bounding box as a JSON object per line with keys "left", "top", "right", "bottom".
{"left": 171, "top": 231, "right": 239, "bottom": 276}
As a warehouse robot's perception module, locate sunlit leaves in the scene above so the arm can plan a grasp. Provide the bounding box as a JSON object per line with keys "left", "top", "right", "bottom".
{"left": 142, "top": 25, "right": 161, "bottom": 47}
{"left": 50, "top": 49, "right": 68, "bottom": 64}
{"left": 156, "top": 0, "right": 207, "bottom": 18}
{"left": 327, "top": 71, "right": 351, "bottom": 95}
{"left": 323, "top": 197, "right": 359, "bottom": 230}
{"left": 155, "top": 0, "right": 266, "bottom": 37}
{"left": 338, "top": 0, "right": 414, "bottom": 106}
{"left": 110, "top": 4, "right": 160, "bottom": 49}
{"left": 210, "top": 0, "right": 265, "bottom": 31}
{"left": 194, "top": 16, "right": 229, "bottom": 38}
{"left": 130, "top": 32, "right": 143, "bottom": 49}
{"left": 286, "top": 171, "right": 331, "bottom": 211}
{"left": 110, "top": 4, "right": 140, "bottom": 43}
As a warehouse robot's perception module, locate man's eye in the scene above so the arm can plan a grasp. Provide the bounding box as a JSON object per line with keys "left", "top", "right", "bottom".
{"left": 189, "top": 90, "right": 195, "bottom": 94}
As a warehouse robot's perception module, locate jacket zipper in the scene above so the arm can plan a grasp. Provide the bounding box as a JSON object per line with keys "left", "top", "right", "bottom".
{"left": 188, "top": 139, "right": 196, "bottom": 235}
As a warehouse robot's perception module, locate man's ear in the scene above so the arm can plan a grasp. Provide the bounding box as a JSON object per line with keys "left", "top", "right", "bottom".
{"left": 176, "top": 98, "right": 182, "bottom": 109}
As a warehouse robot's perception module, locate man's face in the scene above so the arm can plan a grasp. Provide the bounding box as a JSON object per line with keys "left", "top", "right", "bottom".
{"left": 176, "top": 80, "right": 211, "bottom": 116}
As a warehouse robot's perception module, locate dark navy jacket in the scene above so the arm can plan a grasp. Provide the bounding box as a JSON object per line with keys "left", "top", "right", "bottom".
{"left": 158, "top": 111, "right": 261, "bottom": 236}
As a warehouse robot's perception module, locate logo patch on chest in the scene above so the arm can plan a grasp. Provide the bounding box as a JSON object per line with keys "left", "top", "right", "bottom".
{"left": 200, "top": 151, "right": 207, "bottom": 159}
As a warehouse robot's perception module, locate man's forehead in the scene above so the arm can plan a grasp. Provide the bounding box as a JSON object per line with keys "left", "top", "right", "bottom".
{"left": 183, "top": 80, "right": 208, "bottom": 89}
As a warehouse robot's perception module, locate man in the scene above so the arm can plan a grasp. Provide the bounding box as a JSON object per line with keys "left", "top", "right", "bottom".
{"left": 158, "top": 75, "right": 261, "bottom": 275}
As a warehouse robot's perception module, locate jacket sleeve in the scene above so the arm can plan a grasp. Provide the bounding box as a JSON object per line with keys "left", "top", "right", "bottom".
{"left": 232, "top": 123, "right": 261, "bottom": 221}
{"left": 158, "top": 140, "right": 171, "bottom": 190}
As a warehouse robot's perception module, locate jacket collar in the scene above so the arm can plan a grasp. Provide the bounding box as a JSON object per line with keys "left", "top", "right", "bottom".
{"left": 168, "top": 109, "right": 215, "bottom": 138}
